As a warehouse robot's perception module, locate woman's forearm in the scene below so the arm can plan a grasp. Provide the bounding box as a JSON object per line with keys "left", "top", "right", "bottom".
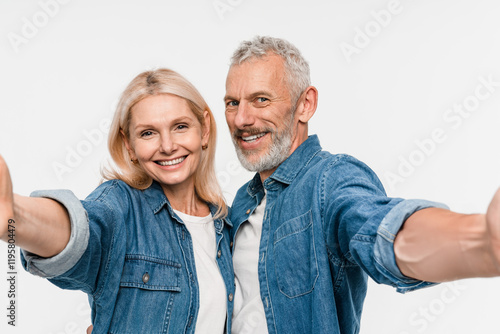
{"left": 1, "top": 155, "right": 71, "bottom": 258}
{"left": 8, "top": 194, "right": 71, "bottom": 258}
{"left": 0, "top": 194, "right": 71, "bottom": 260}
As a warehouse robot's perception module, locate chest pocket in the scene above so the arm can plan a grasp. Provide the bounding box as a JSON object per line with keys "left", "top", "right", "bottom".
{"left": 110, "top": 256, "right": 182, "bottom": 334}
{"left": 273, "top": 210, "right": 319, "bottom": 298}
{"left": 120, "top": 255, "right": 181, "bottom": 291}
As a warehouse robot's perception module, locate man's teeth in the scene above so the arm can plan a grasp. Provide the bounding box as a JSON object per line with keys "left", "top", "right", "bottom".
{"left": 242, "top": 133, "right": 266, "bottom": 142}
{"left": 158, "top": 157, "right": 186, "bottom": 166}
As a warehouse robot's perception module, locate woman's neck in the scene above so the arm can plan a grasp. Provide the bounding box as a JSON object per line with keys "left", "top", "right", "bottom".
{"left": 161, "top": 183, "right": 210, "bottom": 217}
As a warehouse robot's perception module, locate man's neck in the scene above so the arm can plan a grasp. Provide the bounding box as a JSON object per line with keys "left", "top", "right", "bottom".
{"left": 259, "top": 167, "right": 277, "bottom": 183}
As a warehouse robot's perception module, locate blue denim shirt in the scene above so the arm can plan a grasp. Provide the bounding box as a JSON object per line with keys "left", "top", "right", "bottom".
{"left": 230, "top": 135, "right": 446, "bottom": 334}
{"left": 22, "top": 180, "right": 234, "bottom": 334}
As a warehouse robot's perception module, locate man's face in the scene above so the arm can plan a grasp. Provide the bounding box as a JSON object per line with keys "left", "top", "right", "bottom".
{"left": 224, "top": 54, "right": 299, "bottom": 177}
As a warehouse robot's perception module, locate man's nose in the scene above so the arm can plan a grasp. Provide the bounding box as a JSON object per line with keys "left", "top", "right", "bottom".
{"left": 233, "top": 103, "right": 255, "bottom": 129}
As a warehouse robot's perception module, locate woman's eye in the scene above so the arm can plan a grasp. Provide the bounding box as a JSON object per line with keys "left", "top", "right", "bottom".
{"left": 176, "top": 124, "right": 188, "bottom": 130}
{"left": 141, "top": 131, "right": 153, "bottom": 137}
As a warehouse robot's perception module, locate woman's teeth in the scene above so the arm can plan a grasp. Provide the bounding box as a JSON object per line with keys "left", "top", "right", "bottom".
{"left": 157, "top": 156, "right": 186, "bottom": 166}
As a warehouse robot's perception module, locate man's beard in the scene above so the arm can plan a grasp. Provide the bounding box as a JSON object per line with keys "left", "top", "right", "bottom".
{"left": 231, "top": 109, "right": 295, "bottom": 173}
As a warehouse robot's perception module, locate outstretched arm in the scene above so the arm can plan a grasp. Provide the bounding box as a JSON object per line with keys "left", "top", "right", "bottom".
{"left": 0, "top": 155, "right": 71, "bottom": 258}
{"left": 394, "top": 188, "right": 500, "bottom": 282}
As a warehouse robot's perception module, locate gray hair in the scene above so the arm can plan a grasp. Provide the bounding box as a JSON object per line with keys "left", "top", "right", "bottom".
{"left": 230, "top": 36, "right": 311, "bottom": 104}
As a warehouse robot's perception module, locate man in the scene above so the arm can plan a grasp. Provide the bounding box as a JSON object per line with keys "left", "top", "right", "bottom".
{"left": 225, "top": 36, "right": 500, "bottom": 333}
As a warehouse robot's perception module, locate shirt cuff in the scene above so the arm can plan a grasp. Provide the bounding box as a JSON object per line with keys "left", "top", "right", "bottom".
{"left": 21, "top": 189, "right": 89, "bottom": 278}
{"left": 374, "top": 199, "right": 449, "bottom": 293}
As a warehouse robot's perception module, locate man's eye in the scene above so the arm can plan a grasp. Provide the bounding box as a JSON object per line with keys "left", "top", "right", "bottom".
{"left": 227, "top": 101, "right": 239, "bottom": 107}
{"left": 256, "top": 97, "right": 268, "bottom": 103}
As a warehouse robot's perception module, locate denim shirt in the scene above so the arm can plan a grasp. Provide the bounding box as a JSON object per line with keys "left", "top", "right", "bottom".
{"left": 22, "top": 180, "right": 234, "bottom": 334}
{"left": 230, "top": 135, "right": 446, "bottom": 334}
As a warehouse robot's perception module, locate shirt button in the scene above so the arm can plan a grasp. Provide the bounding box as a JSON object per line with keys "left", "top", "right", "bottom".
{"left": 230, "top": 241, "right": 233, "bottom": 248}
{"left": 217, "top": 250, "right": 222, "bottom": 258}
{"left": 142, "top": 273, "right": 150, "bottom": 284}
{"left": 246, "top": 209, "right": 251, "bottom": 214}
{"left": 228, "top": 293, "right": 233, "bottom": 302}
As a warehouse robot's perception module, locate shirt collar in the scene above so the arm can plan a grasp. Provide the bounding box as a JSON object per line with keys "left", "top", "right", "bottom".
{"left": 246, "top": 134, "right": 322, "bottom": 195}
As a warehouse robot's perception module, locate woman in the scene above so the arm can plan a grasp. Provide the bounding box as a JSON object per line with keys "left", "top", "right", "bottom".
{"left": 0, "top": 69, "right": 234, "bottom": 333}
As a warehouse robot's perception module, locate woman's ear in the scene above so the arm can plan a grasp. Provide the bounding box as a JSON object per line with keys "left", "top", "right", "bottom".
{"left": 120, "top": 129, "right": 136, "bottom": 160}
{"left": 201, "top": 110, "right": 211, "bottom": 147}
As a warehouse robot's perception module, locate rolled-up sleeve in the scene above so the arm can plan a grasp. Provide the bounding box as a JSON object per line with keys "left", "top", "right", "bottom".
{"left": 324, "top": 155, "right": 451, "bottom": 293}
{"left": 373, "top": 199, "right": 449, "bottom": 293}
{"left": 21, "top": 189, "right": 89, "bottom": 278}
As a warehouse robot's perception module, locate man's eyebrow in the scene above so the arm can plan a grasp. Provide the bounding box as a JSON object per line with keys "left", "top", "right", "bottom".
{"left": 224, "top": 91, "right": 272, "bottom": 102}
{"left": 248, "top": 91, "right": 272, "bottom": 99}
{"left": 223, "top": 94, "right": 236, "bottom": 102}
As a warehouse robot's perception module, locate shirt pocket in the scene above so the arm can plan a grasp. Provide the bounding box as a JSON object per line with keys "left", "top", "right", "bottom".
{"left": 273, "top": 210, "right": 319, "bottom": 298}
{"left": 109, "top": 255, "right": 182, "bottom": 334}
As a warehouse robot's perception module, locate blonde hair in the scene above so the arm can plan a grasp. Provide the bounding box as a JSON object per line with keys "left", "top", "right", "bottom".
{"left": 102, "top": 68, "right": 227, "bottom": 218}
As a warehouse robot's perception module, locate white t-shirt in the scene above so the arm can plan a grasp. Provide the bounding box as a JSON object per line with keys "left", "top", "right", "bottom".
{"left": 231, "top": 194, "right": 269, "bottom": 334}
{"left": 174, "top": 210, "right": 227, "bottom": 334}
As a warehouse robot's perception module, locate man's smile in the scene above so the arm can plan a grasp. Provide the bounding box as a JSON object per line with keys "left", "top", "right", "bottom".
{"left": 241, "top": 132, "right": 266, "bottom": 143}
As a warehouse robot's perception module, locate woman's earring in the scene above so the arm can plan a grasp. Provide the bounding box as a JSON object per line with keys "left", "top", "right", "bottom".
{"left": 202, "top": 144, "right": 208, "bottom": 150}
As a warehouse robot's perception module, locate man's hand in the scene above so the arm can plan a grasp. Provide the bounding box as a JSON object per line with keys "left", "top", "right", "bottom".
{"left": 0, "top": 155, "right": 14, "bottom": 241}
{"left": 485, "top": 188, "right": 500, "bottom": 273}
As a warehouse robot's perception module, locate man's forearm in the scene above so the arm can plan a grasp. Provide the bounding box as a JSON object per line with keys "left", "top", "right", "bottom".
{"left": 3, "top": 194, "right": 71, "bottom": 258}
{"left": 394, "top": 207, "right": 500, "bottom": 282}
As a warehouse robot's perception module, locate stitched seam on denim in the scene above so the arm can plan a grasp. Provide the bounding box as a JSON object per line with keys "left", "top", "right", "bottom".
{"left": 333, "top": 258, "right": 346, "bottom": 293}
{"left": 275, "top": 225, "right": 319, "bottom": 298}
{"left": 92, "top": 198, "right": 118, "bottom": 301}
{"left": 119, "top": 282, "right": 180, "bottom": 290}
{"left": 124, "top": 255, "right": 181, "bottom": 267}
{"left": 377, "top": 226, "right": 396, "bottom": 243}
{"left": 326, "top": 245, "right": 357, "bottom": 268}
{"left": 175, "top": 222, "right": 198, "bottom": 332}
{"left": 273, "top": 220, "right": 312, "bottom": 244}
{"left": 92, "top": 179, "right": 119, "bottom": 201}
{"left": 320, "top": 155, "right": 350, "bottom": 260}
{"left": 260, "top": 202, "right": 277, "bottom": 334}
{"left": 373, "top": 256, "right": 424, "bottom": 286}
{"left": 52, "top": 275, "right": 93, "bottom": 294}
{"left": 273, "top": 146, "right": 322, "bottom": 184}
{"left": 162, "top": 288, "right": 176, "bottom": 333}
{"left": 351, "top": 234, "right": 376, "bottom": 243}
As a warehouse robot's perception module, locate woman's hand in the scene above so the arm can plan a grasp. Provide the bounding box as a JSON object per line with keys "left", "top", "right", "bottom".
{"left": 0, "top": 155, "right": 14, "bottom": 241}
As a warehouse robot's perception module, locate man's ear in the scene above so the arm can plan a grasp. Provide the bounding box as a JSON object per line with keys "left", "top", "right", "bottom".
{"left": 202, "top": 110, "right": 211, "bottom": 147}
{"left": 120, "top": 129, "right": 136, "bottom": 160}
{"left": 297, "top": 86, "right": 318, "bottom": 124}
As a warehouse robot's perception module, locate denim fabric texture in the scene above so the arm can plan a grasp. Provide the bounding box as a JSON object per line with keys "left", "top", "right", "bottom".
{"left": 22, "top": 180, "right": 234, "bottom": 334}
{"left": 229, "top": 135, "right": 447, "bottom": 334}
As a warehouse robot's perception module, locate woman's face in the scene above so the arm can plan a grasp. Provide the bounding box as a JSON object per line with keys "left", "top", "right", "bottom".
{"left": 124, "top": 93, "right": 209, "bottom": 192}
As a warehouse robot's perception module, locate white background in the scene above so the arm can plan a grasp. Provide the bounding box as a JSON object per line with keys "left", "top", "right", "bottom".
{"left": 1, "top": 0, "right": 500, "bottom": 333}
